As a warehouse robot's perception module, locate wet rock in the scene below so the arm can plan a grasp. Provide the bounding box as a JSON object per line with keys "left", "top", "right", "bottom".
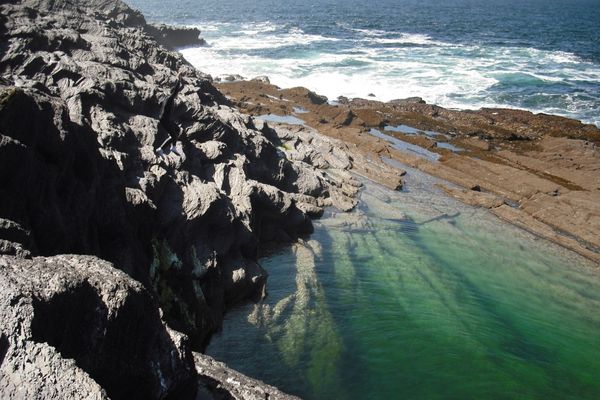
{"left": 252, "top": 75, "right": 270, "bottom": 84}
{"left": 307, "top": 90, "right": 328, "bottom": 105}
{"left": 438, "top": 185, "right": 504, "bottom": 209}
{"left": 221, "top": 74, "right": 245, "bottom": 82}
{"left": 389, "top": 97, "right": 426, "bottom": 105}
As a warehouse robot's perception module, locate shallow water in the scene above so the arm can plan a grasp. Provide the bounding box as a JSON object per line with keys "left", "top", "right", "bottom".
{"left": 256, "top": 114, "right": 306, "bottom": 125}
{"left": 435, "top": 142, "right": 463, "bottom": 152}
{"left": 369, "top": 128, "right": 440, "bottom": 161}
{"left": 207, "top": 166, "right": 600, "bottom": 399}
{"left": 385, "top": 125, "right": 447, "bottom": 139}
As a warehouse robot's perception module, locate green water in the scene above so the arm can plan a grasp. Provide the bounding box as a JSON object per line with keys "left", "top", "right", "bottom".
{"left": 207, "top": 166, "right": 600, "bottom": 399}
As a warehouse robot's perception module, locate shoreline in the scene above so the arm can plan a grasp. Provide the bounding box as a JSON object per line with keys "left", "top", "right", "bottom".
{"left": 1, "top": 0, "right": 599, "bottom": 398}
{"left": 214, "top": 78, "right": 600, "bottom": 264}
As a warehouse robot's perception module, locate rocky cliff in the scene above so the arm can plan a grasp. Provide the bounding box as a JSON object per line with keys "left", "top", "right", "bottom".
{"left": 0, "top": 0, "right": 362, "bottom": 398}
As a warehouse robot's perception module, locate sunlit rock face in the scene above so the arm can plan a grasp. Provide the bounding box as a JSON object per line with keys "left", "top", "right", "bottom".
{"left": 0, "top": 0, "right": 364, "bottom": 398}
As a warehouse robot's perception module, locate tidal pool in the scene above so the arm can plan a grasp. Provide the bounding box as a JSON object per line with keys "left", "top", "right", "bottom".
{"left": 207, "top": 165, "right": 600, "bottom": 399}
{"left": 256, "top": 114, "right": 306, "bottom": 126}
{"left": 369, "top": 129, "right": 440, "bottom": 161}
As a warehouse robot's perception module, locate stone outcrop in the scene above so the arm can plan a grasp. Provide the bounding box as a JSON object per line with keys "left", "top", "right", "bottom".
{"left": 145, "top": 24, "right": 207, "bottom": 50}
{"left": 0, "top": 255, "right": 300, "bottom": 400}
{"left": 0, "top": 255, "right": 194, "bottom": 400}
{"left": 194, "top": 353, "right": 301, "bottom": 400}
{"left": 0, "top": 0, "right": 362, "bottom": 397}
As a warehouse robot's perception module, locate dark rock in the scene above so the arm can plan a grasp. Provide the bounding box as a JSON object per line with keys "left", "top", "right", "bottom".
{"left": 194, "top": 353, "right": 301, "bottom": 400}
{"left": 145, "top": 23, "right": 206, "bottom": 50}
{"left": 221, "top": 74, "right": 245, "bottom": 82}
{"left": 307, "top": 90, "right": 328, "bottom": 105}
{"left": 0, "top": 0, "right": 358, "bottom": 397}
{"left": 0, "top": 255, "right": 195, "bottom": 400}
{"left": 389, "top": 97, "right": 426, "bottom": 105}
{"left": 0, "top": 0, "right": 356, "bottom": 398}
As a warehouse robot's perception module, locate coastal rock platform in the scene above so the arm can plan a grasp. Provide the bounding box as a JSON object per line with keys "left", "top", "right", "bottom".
{"left": 217, "top": 79, "right": 600, "bottom": 264}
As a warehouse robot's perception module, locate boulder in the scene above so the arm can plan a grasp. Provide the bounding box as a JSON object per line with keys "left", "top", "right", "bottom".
{"left": 0, "top": 255, "right": 195, "bottom": 400}
{"left": 145, "top": 24, "right": 207, "bottom": 50}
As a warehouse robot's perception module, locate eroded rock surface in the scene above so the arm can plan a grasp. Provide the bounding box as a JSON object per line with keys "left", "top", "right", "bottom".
{"left": 0, "top": 0, "right": 359, "bottom": 344}
{"left": 0, "top": 255, "right": 194, "bottom": 400}
{"left": 0, "top": 0, "right": 363, "bottom": 397}
{"left": 194, "top": 353, "right": 301, "bottom": 400}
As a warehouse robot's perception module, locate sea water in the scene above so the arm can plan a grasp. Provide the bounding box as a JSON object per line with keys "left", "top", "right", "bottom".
{"left": 126, "top": 0, "right": 600, "bottom": 126}
{"left": 206, "top": 167, "right": 600, "bottom": 399}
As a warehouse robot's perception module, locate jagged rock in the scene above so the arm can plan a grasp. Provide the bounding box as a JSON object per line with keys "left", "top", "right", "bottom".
{"left": 389, "top": 97, "right": 426, "bottom": 105}
{"left": 252, "top": 75, "right": 270, "bottom": 84}
{"left": 0, "top": 0, "right": 345, "bottom": 346}
{"left": 0, "top": 255, "right": 195, "bottom": 400}
{"left": 307, "top": 90, "right": 328, "bottom": 105}
{"left": 0, "top": 0, "right": 362, "bottom": 397}
{"left": 195, "top": 140, "right": 228, "bottom": 161}
{"left": 221, "top": 74, "right": 245, "bottom": 82}
{"left": 145, "top": 23, "right": 206, "bottom": 50}
{"left": 194, "top": 353, "right": 301, "bottom": 400}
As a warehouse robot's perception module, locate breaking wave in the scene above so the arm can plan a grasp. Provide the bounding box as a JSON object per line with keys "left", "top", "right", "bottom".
{"left": 178, "top": 21, "right": 600, "bottom": 126}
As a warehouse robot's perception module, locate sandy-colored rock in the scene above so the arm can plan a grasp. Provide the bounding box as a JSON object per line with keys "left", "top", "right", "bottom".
{"left": 217, "top": 78, "right": 600, "bottom": 264}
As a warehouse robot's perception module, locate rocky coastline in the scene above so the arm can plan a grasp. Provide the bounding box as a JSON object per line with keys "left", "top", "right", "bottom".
{"left": 0, "top": 0, "right": 381, "bottom": 398}
{"left": 217, "top": 79, "right": 600, "bottom": 264}
{"left": 1, "top": 0, "right": 599, "bottom": 399}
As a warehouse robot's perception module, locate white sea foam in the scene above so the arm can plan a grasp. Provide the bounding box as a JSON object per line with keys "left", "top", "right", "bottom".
{"left": 181, "top": 23, "right": 600, "bottom": 127}
{"left": 368, "top": 33, "right": 448, "bottom": 46}
{"left": 350, "top": 28, "right": 389, "bottom": 37}
{"left": 206, "top": 31, "right": 340, "bottom": 51}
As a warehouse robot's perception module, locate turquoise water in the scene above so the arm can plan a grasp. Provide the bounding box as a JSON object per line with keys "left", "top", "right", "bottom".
{"left": 126, "top": 0, "right": 600, "bottom": 126}
{"left": 206, "top": 167, "right": 600, "bottom": 399}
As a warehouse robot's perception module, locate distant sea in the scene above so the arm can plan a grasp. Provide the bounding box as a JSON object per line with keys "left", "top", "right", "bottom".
{"left": 126, "top": 0, "right": 600, "bottom": 124}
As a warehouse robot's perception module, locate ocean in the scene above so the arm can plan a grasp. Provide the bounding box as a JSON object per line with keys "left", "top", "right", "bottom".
{"left": 126, "top": 0, "right": 600, "bottom": 127}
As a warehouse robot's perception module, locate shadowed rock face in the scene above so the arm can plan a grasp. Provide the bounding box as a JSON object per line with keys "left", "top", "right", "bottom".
{"left": 146, "top": 24, "right": 207, "bottom": 50}
{"left": 0, "top": 0, "right": 362, "bottom": 397}
{"left": 0, "top": 0, "right": 351, "bottom": 344}
{"left": 0, "top": 255, "right": 195, "bottom": 400}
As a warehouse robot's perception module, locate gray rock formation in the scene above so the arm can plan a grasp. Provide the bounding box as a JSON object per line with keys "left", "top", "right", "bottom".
{"left": 0, "top": 0, "right": 360, "bottom": 397}
{"left": 194, "top": 353, "right": 301, "bottom": 400}
{"left": 145, "top": 24, "right": 206, "bottom": 50}
{"left": 0, "top": 255, "right": 194, "bottom": 400}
